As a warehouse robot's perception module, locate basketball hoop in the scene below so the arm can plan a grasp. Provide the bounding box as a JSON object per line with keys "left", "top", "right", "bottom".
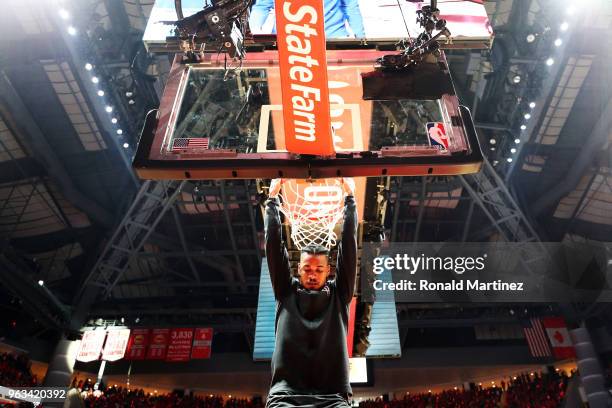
{"left": 277, "top": 179, "right": 346, "bottom": 250}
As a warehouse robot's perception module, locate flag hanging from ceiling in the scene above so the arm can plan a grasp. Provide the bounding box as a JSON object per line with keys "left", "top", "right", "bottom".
{"left": 542, "top": 317, "right": 576, "bottom": 359}
{"left": 521, "top": 318, "right": 551, "bottom": 358}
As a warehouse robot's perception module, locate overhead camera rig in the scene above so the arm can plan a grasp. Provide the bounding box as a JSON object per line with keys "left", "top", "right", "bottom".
{"left": 170, "top": 0, "right": 250, "bottom": 63}
{"left": 376, "top": 0, "right": 452, "bottom": 71}
{"left": 362, "top": 0, "right": 455, "bottom": 101}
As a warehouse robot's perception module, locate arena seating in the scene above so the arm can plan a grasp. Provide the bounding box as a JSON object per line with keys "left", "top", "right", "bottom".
{"left": 0, "top": 352, "right": 38, "bottom": 388}
{"left": 0, "top": 353, "right": 572, "bottom": 407}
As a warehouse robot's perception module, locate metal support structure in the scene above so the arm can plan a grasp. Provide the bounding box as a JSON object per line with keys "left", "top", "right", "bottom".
{"left": 73, "top": 180, "right": 186, "bottom": 323}
{"left": 219, "top": 181, "right": 248, "bottom": 293}
{"left": 171, "top": 206, "right": 200, "bottom": 282}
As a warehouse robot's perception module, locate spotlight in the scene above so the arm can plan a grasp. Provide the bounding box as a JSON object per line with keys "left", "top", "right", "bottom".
{"left": 97, "top": 90, "right": 104, "bottom": 97}
{"left": 554, "top": 38, "right": 563, "bottom": 47}
{"left": 529, "top": 102, "right": 536, "bottom": 109}
{"left": 123, "top": 143, "right": 129, "bottom": 148}
{"left": 546, "top": 58, "right": 555, "bottom": 66}
{"left": 526, "top": 33, "right": 536, "bottom": 43}
{"left": 120, "top": 317, "right": 125, "bottom": 323}
{"left": 520, "top": 125, "right": 527, "bottom": 130}
{"left": 67, "top": 26, "right": 77, "bottom": 36}
{"left": 128, "top": 99, "right": 135, "bottom": 105}
{"left": 513, "top": 75, "right": 521, "bottom": 84}
{"left": 91, "top": 76, "right": 99, "bottom": 84}
{"left": 514, "top": 139, "right": 521, "bottom": 144}
{"left": 117, "top": 129, "right": 123, "bottom": 135}
{"left": 38, "top": 280, "right": 44, "bottom": 286}
{"left": 507, "top": 158, "right": 513, "bottom": 163}
{"left": 85, "top": 63, "right": 93, "bottom": 71}
{"left": 560, "top": 22, "right": 569, "bottom": 31}
{"left": 490, "top": 147, "right": 496, "bottom": 151}
{"left": 524, "top": 113, "right": 531, "bottom": 120}
{"left": 125, "top": 91, "right": 133, "bottom": 98}
{"left": 59, "top": 9, "right": 70, "bottom": 20}
{"left": 105, "top": 106, "right": 113, "bottom": 113}
{"left": 489, "top": 138, "right": 496, "bottom": 145}
{"left": 511, "top": 148, "right": 517, "bottom": 153}
{"left": 111, "top": 117, "right": 118, "bottom": 124}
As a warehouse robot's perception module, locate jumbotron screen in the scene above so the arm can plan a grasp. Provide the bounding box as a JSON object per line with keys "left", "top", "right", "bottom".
{"left": 143, "top": 0, "right": 492, "bottom": 49}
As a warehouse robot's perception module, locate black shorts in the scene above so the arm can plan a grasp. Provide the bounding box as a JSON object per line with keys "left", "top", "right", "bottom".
{"left": 265, "top": 392, "right": 351, "bottom": 408}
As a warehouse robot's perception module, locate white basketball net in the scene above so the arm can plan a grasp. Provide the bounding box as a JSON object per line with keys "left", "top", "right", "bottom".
{"left": 277, "top": 179, "right": 345, "bottom": 250}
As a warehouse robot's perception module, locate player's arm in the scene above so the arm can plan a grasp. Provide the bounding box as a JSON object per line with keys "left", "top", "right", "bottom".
{"left": 264, "top": 179, "right": 292, "bottom": 300}
{"left": 342, "top": 0, "right": 366, "bottom": 38}
{"left": 336, "top": 178, "right": 358, "bottom": 304}
{"left": 249, "top": 0, "right": 274, "bottom": 32}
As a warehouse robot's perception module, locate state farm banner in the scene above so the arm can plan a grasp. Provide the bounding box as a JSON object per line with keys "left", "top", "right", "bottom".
{"left": 146, "top": 328, "right": 170, "bottom": 360}
{"left": 76, "top": 329, "right": 106, "bottom": 363}
{"left": 125, "top": 329, "right": 149, "bottom": 360}
{"left": 191, "top": 328, "right": 213, "bottom": 359}
{"left": 102, "top": 329, "right": 131, "bottom": 361}
{"left": 166, "top": 328, "right": 194, "bottom": 362}
{"left": 274, "top": 0, "right": 334, "bottom": 155}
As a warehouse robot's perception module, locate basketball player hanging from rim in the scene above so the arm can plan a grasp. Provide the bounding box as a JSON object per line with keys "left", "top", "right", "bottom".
{"left": 264, "top": 178, "right": 357, "bottom": 408}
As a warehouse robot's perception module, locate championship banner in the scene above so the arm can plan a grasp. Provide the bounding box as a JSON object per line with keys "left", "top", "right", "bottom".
{"left": 102, "top": 329, "right": 131, "bottom": 361}
{"left": 125, "top": 329, "right": 150, "bottom": 360}
{"left": 146, "top": 328, "right": 170, "bottom": 360}
{"left": 274, "top": 0, "right": 334, "bottom": 155}
{"left": 191, "top": 328, "right": 214, "bottom": 359}
{"left": 76, "top": 329, "right": 106, "bottom": 363}
{"left": 166, "top": 328, "right": 194, "bottom": 362}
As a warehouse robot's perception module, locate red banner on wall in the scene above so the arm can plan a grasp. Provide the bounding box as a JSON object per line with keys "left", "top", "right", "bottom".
{"left": 274, "top": 0, "right": 334, "bottom": 155}
{"left": 125, "top": 329, "right": 149, "bottom": 360}
{"left": 102, "top": 329, "right": 131, "bottom": 361}
{"left": 166, "top": 328, "right": 194, "bottom": 362}
{"left": 76, "top": 329, "right": 106, "bottom": 362}
{"left": 146, "top": 328, "right": 170, "bottom": 360}
{"left": 191, "top": 328, "right": 214, "bottom": 359}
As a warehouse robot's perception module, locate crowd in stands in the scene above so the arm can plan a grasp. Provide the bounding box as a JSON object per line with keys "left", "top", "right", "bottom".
{"left": 74, "top": 382, "right": 264, "bottom": 408}
{"left": 0, "top": 352, "right": 573, "bottom": 407}
{"left": 358, "top": 371, "right": 571, "bottom": 408}
{"left": 0, "top": 352, "right": 38, "bottom": 388}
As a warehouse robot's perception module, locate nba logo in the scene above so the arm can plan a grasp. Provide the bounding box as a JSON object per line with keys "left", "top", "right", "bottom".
{"left": 426, "top": 122, "right": 449, "bottom": 151}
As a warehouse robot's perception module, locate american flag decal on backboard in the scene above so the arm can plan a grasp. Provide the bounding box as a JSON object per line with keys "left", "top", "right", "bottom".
{"left": 171, "top": 138, "right": 209, "bottom": 151}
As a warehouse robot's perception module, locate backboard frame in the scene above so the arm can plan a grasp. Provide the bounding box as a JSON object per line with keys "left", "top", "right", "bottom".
{"left": 133, "top": 50, "right": 483, "bottom": 180}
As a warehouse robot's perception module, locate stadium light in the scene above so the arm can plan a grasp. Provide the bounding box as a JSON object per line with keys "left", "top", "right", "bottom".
{"left": 526, "top": 34, "right": 536, "bottom": 43}
{"left": 546, "top": 58, "right": 555, "bottom": 66}
{"left": 97, "top": 90, "right": 104, "bottom": 97}
{"left": 566, "top": 6, "right": 576, "bottom": 15}
{"left": 117, "top": 129, "right": 123, "bottom": 135}
{"left": 513, "top": 75, "right": 521, "bottom": 84}
{"left": 560, "top": 22, "right": 569, "bottom": 31}
{"left": 489, "top": 138, "right": 496, "bottom": 145}
{"left": 105, "top": 106, "right": 113, "bottom": 113}
{"left": 529, "top": 102, "right": 536, "bottom": 109}
{"left": 91, "top": 76, "right": 99, "bottom": 84}
{"left": 511, "top": 148, "right": 517, "bottom": 153}
{"left": 85, "top": 63, "right": 93, "bottom": 71}
{"left": 59, "top": 9, "right": 70, "bottom": 20}
{"left": 524, "top": 113, "right": 531, "bottom": 120}
{"left": 123, "top": 143, "right": 129, "bottom": 148}
{"left": 507, "top": 158, "right": 513, "bottom": 163}
{"left": 38, "top": 280, "right": 44, "bottom": 286}
{"left": 554, "top": 38, "right": 563, "bottom": 47}
{"left": 111, "top": 117, "right": 118, "bottom": 124}
{"left": 520, "top": 125, "right": 527, "bottom": 130}
{"left": 490, "top": 147, "right": 495, "bottom": 151}
{"left": 67, "top": 26, "right": 77, "bottom": 36}
{"left": 515, "top": 139, "right": 521, "bottom": 144}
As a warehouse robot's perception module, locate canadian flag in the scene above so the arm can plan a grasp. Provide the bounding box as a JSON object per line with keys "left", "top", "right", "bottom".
{"left": 542, "top": 317, "right": 576, "bottom": 359}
